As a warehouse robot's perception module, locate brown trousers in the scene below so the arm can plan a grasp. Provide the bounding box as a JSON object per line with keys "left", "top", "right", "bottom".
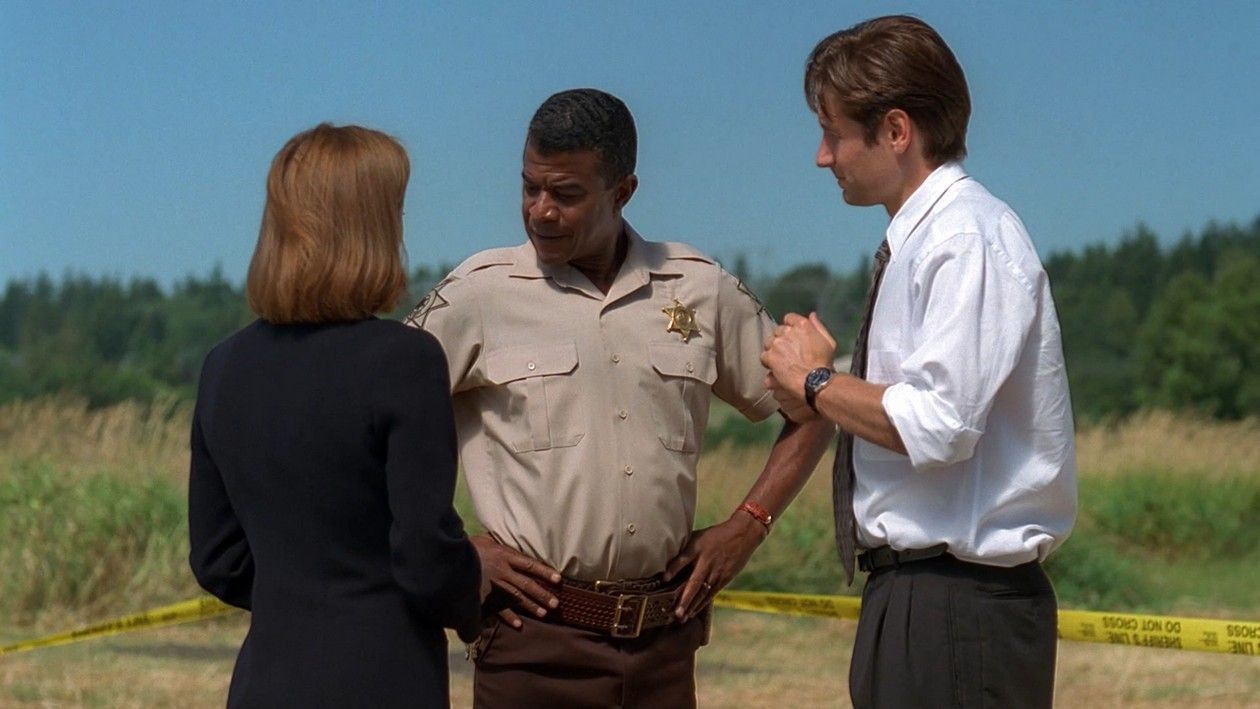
{"left": 471, "top": 611, "right": 708, "bottom": 708}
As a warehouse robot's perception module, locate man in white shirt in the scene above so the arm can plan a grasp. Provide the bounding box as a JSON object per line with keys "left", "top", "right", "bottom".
{"left": 761, "top": 15, "right": 1077, "bottom": 709}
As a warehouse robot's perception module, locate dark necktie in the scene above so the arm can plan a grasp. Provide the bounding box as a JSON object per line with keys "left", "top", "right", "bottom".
{"left": 833, "top": 239, "right": 892, "bottom": 585}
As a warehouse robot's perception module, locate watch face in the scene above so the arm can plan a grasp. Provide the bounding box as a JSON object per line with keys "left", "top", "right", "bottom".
{"left": 805, "top": 367, "right": 833, "bottom": 391}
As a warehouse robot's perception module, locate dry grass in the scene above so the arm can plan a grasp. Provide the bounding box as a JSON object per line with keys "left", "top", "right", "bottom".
{"left": 5, "top": 397, "right": 1257, "bottom": 488}
{"left": 697, "top": 440, "right": 834, "bottom": 517}
{"left": 3, "top": 399, "right": 1258, "bottom": 705}
{"left": 1075, "top": 409, "right": 1260, "bottom": 480}
{"left": 0, "top": 396, "right": 191, "bottom": 484}
{"left": 1056, "top": 640, "right": 1260, "bottom": 708}
{"left": 5, "top": 610, "right": 1258, "bottom": 708}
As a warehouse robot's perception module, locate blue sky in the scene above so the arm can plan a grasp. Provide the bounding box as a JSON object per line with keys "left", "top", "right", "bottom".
{"left": 3, "top": 1, "right": 1258, "bottom": 288}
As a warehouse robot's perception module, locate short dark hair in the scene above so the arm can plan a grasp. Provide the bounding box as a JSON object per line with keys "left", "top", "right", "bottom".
{"left": 805, "top": 15, "right": 970, "bottom": 165}
{"left": 527, "top": 89, "right": 637, "bottom": 185}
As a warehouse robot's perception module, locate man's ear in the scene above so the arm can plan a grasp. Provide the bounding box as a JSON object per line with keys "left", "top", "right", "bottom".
{"left": 883, "top": 109, "right": 914, "bottom": 154}
{"left": 613, "top": 174, "right": 639, "bottom": 210}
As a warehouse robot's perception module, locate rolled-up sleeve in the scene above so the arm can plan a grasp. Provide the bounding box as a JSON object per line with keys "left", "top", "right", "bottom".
{"left": 882, "top": 230, "right": 1036, "bottom": 469}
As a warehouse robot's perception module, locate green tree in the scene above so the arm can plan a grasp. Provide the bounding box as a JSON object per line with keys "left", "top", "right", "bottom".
{"left": 1111, "top": 225, "right": 1163, "bottom": 317}
{"left": 762, "top": 263, "right": 832, "bottom": 321}
{"left": 1135, "top": 253, "right": 1260, "bottom": 418}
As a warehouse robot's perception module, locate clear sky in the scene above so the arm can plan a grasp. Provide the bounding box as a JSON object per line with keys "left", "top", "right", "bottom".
{"left": 3, "top": 1, "right": 1258, "bottom": 288}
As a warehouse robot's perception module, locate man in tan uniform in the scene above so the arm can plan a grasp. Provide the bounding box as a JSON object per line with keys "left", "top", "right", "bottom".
{"left": 407, "top": 88, "right": 832, "bottom": 708}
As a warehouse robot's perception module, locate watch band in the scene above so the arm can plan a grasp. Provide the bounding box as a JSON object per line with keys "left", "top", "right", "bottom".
{"left": 804, "top": 367, "right": 834, "bottom": 412}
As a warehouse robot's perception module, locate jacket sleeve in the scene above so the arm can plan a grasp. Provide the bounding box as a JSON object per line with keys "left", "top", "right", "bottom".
{"left": 187, "top": 406, "right": 255, "bottom": 610}
{"left": 375, "top": 328, "right": 483, "bottom": 642}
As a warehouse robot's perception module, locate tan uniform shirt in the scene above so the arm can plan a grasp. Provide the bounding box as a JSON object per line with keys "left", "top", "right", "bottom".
{"left": 408, "top": 226, "right": 778, "bottom": 581}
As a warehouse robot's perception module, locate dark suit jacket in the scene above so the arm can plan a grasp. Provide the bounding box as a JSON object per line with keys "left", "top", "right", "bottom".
{"left": 188, "top": 317, "right": 481, "bottom": 709}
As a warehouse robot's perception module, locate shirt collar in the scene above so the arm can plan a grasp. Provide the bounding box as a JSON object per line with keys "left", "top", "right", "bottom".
{"left": 620, "top": 223, "right": 685, "bottom": 277}
{"left": 885, "top": 161, "right": 970, "bottom": 255}
{"left": 508, "top": 222, "right": 675, "bottom": 299}
{"left": 508, "top": 241, "right": 547, "bottom": 279}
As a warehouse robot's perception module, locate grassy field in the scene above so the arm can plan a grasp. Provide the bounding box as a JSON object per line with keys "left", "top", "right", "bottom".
{"left": 4, "top": 612, "right": 1259, "bottom": 707}
{"left": 2, "top": 398, "right": 1259, "bottom": 706}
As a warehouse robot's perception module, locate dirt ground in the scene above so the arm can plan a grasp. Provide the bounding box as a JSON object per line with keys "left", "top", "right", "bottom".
{"left": 3, "top": 609, "right": 1258, "bottom": 708}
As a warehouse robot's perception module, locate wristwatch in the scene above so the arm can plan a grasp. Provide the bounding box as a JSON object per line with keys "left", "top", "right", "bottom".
{"left": 803, "top": 367, "right": 835, "bottom": 412}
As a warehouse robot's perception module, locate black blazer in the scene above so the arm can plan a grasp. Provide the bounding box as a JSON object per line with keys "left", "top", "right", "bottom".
{"left": 189, "top": 318, "right": 481, "bottom": 709}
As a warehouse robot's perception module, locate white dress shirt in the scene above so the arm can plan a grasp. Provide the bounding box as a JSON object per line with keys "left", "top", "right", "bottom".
{"left": 860, "top": 161, "right": 1077, "bottom": 567}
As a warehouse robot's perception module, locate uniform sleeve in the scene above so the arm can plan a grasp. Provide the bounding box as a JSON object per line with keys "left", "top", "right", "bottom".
{"left": 881, "top": 225, "right": 1038, "bottom": 469}
{"left": 712, "top": 268, "right": 781, "bottom": 421}
{"left": 374, "top": 329, "right": 483, "bottom": 642}
{"left": 405, "top": 275, "right": 486, "bottom": 394}
{"left": 187, "top": 405, "right": 255, "bottom": 610}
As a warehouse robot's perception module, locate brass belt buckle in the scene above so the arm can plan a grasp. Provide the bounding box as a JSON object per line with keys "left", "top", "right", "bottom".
{"left": 610, "top": 594, "right": 647, "bottom": 638}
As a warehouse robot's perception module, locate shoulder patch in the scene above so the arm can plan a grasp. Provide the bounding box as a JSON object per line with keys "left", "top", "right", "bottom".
{"left": 736, "top": 277, "right": 768, "bottom": 317}
{"left": 404, "top": 277, "right": 454, "bottom": 329}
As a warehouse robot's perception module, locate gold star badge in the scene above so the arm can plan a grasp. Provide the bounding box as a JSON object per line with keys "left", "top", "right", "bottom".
{"left": 662, "top": 298, "right": 699, "bottom": 342}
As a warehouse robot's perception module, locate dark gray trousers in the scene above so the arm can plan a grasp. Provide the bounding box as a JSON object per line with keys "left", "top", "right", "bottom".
{"left": 849, "top": 555, "right": 1058, "bottom": 709}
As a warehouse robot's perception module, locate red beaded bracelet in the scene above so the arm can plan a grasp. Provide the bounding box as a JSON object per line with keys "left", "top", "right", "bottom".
{"left": 737, "top": 501, "right": 774, "bottom": 531}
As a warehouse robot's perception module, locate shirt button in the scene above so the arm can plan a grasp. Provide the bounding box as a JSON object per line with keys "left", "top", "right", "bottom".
{"left": 686, "top": 362, "right": 694, "bottom": 373}
{"left": 611, "top": 353, "right": 621, "bottom": 363}
{"left": 623, "top": 464, "right": 633, "bottom": 476}
{"left": 526, "top": 361, "right": 536, "bottom": 371}
{"left": 618, "top": 409, "right": 628, "bottom": 419}
{"left": 626, "top": 524, "right": 637, "bottom": 535}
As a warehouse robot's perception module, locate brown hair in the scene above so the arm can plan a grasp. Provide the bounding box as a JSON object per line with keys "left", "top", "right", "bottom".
{"left": 805, "top": 15, "right": 970, "bottom": 165}
{"left": 247, "top": 123, "right": 410, "bottom": 323}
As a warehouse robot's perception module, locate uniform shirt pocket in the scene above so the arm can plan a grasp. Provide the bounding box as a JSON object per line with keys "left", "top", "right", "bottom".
{"left": 648, "top": 342, "right": 717, "bottom": 453}
{"left": 485, "top": 342, "right": 583, "bottom": 452}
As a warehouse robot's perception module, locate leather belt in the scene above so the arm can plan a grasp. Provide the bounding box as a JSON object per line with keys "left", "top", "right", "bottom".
{"left": 554, "top": 577, "right": 680, "bottom": 639}
{"left": 858, "top": 543, "right": 950, "bottom": 573}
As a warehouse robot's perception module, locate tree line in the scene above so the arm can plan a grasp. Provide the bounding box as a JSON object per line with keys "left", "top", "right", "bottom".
{"left": 3, "top": 216, "right": 1259, "bottom": 420}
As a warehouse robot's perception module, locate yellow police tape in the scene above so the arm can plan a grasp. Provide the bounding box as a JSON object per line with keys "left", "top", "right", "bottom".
{"left": 0, "top": 597, "right": 237, "bottom": 657}
{"left": 714, "top": 591, "right": 1260, "bottom": 656}
{"left": 3, "top": 592, "right": 1258, "bottom": 657}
